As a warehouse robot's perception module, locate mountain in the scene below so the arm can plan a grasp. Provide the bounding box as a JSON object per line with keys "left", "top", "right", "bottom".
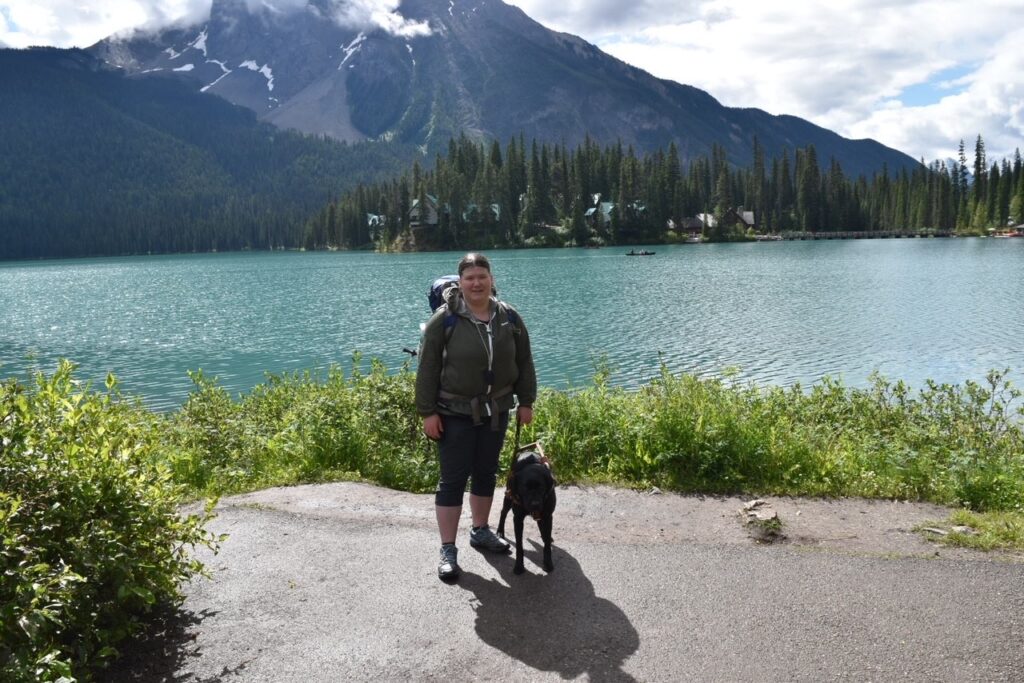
{"left": 0, "top": 47, "right": 411, "bottom": 260}
{"left": 90, "top": 0, "right": 919, "bottom": 179}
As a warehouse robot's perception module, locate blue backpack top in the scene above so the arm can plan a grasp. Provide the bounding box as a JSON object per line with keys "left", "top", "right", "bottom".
{"left": 424, "top": 274, "right": 519, "bottom": 339}
{"left": 428, "top": 275, "right": 461, "bottom": 312}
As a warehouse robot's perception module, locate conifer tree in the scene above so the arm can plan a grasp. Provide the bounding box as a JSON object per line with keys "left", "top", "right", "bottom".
{"left": 987, "top": 161, "right": 1000, "bottom": 226}
{"left": 973, "top": 135, "right": 987, "bottom": 207}
{"left": 796, "top": 145, "right": 821, "bottom": 231}
{"left": 997, "top": 158, "right": 1013, "bottom": 227}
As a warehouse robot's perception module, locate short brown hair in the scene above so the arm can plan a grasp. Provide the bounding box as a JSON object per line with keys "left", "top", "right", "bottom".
{"left": 457, "top": 252, "right": 491, "bottom": 275}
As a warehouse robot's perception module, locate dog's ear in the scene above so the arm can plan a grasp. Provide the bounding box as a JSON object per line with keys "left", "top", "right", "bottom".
{"left": 541, "top": 466, "right": 555, "bottom": 491}
{"left": 513, "top": 451, "right": 541, "bottom": 473}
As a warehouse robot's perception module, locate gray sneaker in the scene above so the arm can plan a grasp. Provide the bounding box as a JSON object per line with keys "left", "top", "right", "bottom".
{"left": 438, "top": 543, "right": 461, "bottom": 581}
{"left": 470, "top": 525, "right": 512, "bottom": 553}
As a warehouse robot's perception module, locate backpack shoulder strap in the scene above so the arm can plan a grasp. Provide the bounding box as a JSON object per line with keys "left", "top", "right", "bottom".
{"left": 496, "top": 301, "right": 521, "bottom": 333}
{"left": 442, "top": 306, "right": 458, "bottom": 345}
{"left": 440, "top": 300, "right": 520, "bottom": 352}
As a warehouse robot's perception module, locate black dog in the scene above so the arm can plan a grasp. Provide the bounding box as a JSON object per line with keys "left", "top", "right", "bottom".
{"left": 497, "top": 449, "right": 556, "bottom": 574}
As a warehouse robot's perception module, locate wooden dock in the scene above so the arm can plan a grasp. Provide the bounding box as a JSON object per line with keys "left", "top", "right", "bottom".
{"left": 778, "top": 230, "right": 955, "bottom": 240}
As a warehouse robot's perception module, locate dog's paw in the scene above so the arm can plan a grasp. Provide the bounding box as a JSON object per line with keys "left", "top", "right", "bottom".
{"left": 513, "top": 562, "right": 525, "bottom": 575}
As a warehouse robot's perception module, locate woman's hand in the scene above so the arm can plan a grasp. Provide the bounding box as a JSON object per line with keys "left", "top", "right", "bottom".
{"left": 423, "top": 414, "right": 444, "bottom": 440}
{"left": 517, "top": 405, "right": 533, "bottom": 426}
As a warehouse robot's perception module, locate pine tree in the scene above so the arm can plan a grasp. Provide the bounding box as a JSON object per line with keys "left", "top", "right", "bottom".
{"left": 986, "top": 161, "right": 1000, "bottom": 226}
{"left": 973, "top": 135, "right": 987, "bottom": 208}
{"left": 998, "top": 159, "right": 1013, "bottom": 227}
{"left": 796, "top": 145, "right": 821, "bottom": 232}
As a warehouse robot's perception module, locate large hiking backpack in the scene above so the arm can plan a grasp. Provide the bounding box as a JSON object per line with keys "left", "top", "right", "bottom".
{"left": 417, "top": 275, "right": 519, "bottom": 348}
{"left": 427, "top": 275, "right": 461, "bottom": 313}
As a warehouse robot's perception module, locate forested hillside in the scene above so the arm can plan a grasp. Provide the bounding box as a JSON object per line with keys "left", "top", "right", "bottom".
{"left": 3, "top": 49, "right": 1019, "bottom": 259}
{"left": 306, "top": 135, "right": 1024, "bottom": 249}
{"left": 0, "top": 48, "right": 413, "bottom": 260}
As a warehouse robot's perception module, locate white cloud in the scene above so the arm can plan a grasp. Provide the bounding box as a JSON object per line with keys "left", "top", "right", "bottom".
{"left": 846, "top": 28, "right": 1024, "bottom": 164}
{"left": 331, "top": 0, "right": 430, "bottom": 38}
{"left": 509, "top": 0, "right": 1024, "bottom": 161}
{"left": 507, "top": 0, "right": 705, "bottom": 36}
{"left": 0, "top": 0, "right": 428, "bottom": 48}
{"left": 0, "top": 1, "right": 209, "bottom": 47}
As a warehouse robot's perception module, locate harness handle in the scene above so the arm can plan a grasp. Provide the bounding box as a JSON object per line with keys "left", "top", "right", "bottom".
{"left": 505, "top": 410, "right": 550, "bottom": 484}
{"left": 514, "top": 411, "right": 522, "bottom": 452}
{"left": 505, "top": 410, "right": 523, "bottom": 474}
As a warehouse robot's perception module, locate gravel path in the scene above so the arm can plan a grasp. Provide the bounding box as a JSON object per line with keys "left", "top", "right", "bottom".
{"left": 109, "top": 482, "right": 1024, "bottom": 682}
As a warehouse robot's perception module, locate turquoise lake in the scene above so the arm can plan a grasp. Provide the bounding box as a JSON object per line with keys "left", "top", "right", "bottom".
{"left": 2, "top": 238, "right": 1023, "bottom": 411}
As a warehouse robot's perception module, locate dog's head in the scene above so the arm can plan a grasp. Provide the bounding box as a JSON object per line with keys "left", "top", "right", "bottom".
{"left": 510, "top": 451, "right": 555, "bottom": 518}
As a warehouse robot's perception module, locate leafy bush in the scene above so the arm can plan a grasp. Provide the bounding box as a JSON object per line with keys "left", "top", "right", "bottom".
{"left": 167, "top": 358, "right": 1024, "bottom": 514}
{"left": 526, "top": 366, "right": 1024, "bottom": 511}
{"left": 165, "top": 355, "right": 436, "bottom": 497}
{"left": 1, "top": 362, "right": 217, "bottom": 682}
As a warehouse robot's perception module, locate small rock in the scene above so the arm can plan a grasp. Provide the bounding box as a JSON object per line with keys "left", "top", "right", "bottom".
{"left": 742, "top": 500, "right": 778, "bottom": 522}
{"left": 648, "top": 487, "right": 662, "bottom": 495}
{"left": 921, "top": 527, "right": 949, "bottom": 536}
{"left": 746, "top": 507, "right": 779, "bottom": 523}
{"left": 951, "top": 525, "right": 978, "bottom": 536}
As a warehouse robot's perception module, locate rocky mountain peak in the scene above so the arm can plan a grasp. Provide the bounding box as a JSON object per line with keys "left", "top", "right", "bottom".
{"left": 89, "top": 0, "right": 918, "bottom": 176}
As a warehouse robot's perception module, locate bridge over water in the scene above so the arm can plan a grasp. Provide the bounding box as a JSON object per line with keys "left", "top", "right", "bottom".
{"left": 778, "top": 230, "right": 955, "bottom": 240}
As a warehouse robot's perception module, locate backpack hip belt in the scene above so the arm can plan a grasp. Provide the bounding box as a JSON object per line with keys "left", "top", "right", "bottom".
{"left": 438, "top": 384, "right": 514, "bottom": 430}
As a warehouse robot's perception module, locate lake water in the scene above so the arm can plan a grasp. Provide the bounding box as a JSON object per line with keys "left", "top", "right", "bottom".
{"left": 2, "top": 239, "right": 1023, "bottom": 411}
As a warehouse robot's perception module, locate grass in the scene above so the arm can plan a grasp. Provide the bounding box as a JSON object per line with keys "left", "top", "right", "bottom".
{"left": 147, "top": 357, "right": 1024, "bottom": 551}
{"left": 531, "top": 365, "right": 1024, "bottom": 509}
{"left": 918, "top": 509, "right": 1024, "bottom": 552}
{"left": 11, "top": 357, "right": 1024, "bottom": 545}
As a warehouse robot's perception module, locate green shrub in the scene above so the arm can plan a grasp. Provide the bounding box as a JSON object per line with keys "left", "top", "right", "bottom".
{"left": 523, "top": 365, "right": 1024, "bottom": 511}
{"left": 165, "top": 355, "right": 436, "bottom": 497}
{"left": 167, "top": 358, "right": 1024, "bottom": 514}
{"left": 0, "top": 362, "right": 218, "bottom": 682}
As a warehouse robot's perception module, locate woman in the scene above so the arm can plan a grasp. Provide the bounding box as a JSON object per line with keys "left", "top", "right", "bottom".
{"left": 415, "top": 253, "right": 537, "bottom": 581}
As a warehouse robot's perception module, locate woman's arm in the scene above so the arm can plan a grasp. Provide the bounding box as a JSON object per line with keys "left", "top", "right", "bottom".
{"left": 415, "top": 311, "right": 447, "bottom": 417}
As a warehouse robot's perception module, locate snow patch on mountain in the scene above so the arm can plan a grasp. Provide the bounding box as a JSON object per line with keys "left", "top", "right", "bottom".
{"left": 173, "top": 63, "right": 195, "bottom": 72}
{"left": 164, "top": 47, "right": 181, "bottom": 60}
{"left": 201, "top": 60, "right": 232, "bottom": 92}
{"left": 190, "top": 28, "right": 208, "bottom": 57}
{"left": 338, "top": 32, "right": 366, "bottom": 70}
{"left": 240, "top": 60, "right": 275, "bottom": 91}
{"left": 261, "top": 0, "right": 284, "bottom": 15}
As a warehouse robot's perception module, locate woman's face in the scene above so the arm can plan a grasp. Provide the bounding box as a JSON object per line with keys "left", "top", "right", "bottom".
{"left": 460, "top": 266, "right": 493, "bottom": 307}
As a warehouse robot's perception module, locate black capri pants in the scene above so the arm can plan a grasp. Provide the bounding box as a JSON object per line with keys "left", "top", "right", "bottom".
{"left": 435, "top": 411, "right": 510, "bottom": 507}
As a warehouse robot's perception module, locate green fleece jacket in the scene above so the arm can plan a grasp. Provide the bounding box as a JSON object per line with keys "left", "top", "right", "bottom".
{"left": 415, "top": 295, "right": 537, "bottom": 419}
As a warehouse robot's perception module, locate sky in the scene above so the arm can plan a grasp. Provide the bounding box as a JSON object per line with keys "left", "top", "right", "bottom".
{"left": 3, "top": 0, "right": 1023, "bottom": 164}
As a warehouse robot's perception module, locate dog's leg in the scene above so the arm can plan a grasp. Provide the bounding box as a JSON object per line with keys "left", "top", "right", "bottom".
{"left": 497, "top": 493, "right": 512, "bottom": 539}
{"left": 513, "top": 511, "right": 526, "bottom": 574}
{"left": 538, "top": 515, "right": 554, "bottom": 572}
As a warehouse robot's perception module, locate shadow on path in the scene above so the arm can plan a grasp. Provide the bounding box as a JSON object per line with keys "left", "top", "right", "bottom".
{"left": 458, "top": 541, "right": 640, "bottom": 682}
{"left": 103, "top": 607, "right": 227, "bottom": 683}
